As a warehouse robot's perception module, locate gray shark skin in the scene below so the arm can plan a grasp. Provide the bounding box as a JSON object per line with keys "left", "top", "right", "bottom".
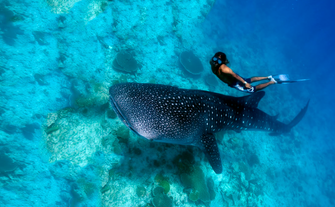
{"left": 109, "top": 83, "right": 309, "bottom": 174}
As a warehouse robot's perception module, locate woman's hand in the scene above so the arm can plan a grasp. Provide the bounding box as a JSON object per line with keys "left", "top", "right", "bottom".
{"left": 244, "top": 82, "right": 252, "bottom": 89}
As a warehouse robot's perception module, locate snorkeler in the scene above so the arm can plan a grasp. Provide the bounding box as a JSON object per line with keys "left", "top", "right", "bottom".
{"left": 209, "top": 52, "right": 304, "bottom": 93}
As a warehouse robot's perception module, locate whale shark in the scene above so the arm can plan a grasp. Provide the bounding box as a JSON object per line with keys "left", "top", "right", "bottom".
{"left": 109, "top": 83, "right": 309, "bottom": 174}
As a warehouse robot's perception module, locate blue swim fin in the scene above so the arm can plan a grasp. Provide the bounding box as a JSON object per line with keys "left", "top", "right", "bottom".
{"left": 270, "top": 74, "right": 309, "bottom": 84}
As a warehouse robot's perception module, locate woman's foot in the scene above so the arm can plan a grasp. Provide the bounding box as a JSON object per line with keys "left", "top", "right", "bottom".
{"left": 268, "top": 75, "right": 277, "bottom": 84}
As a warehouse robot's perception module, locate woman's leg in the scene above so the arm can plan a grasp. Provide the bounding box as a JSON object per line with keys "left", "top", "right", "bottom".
{"left": 254, "top": 81, "right": 276, "bottom": 91}
{"left": 250, "top": 76, "right": 269, "bottom": 83}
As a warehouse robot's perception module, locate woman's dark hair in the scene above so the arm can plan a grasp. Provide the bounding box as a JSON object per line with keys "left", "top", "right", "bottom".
{"left": 214, "top": 52, "right": 229, "bottom": 64}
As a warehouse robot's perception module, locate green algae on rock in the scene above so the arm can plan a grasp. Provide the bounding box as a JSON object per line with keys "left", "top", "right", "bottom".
{"left": 45, "top": 123, "right": 60, "bottom": 135}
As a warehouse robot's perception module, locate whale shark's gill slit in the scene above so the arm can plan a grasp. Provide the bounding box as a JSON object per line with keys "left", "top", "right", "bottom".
{"left": 109, "top": 97, "right": 126, "bottom": 122}
{"left": 110, "top": 96, "right": 140, "bottom": 136}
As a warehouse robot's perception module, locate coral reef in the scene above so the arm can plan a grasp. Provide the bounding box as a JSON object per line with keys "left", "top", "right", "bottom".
{"left": 45, "top": 0, "right": 82, "bottom": 14}
{"left": 43, "top": 104, "right": 117, "bottom": 168}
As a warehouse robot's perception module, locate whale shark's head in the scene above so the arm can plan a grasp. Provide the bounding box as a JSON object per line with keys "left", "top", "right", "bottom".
{"left": 109, "top": 83, "right": 206, "bottom": 144}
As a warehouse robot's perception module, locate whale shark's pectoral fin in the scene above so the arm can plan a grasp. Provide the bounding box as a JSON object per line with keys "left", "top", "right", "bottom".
{"left": 198, "top": 133, "right": 222, "bottom": 174}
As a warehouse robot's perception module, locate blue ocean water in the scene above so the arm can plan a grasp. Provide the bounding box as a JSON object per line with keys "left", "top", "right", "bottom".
{"left": 0, "top": 0, "right": 334, "bottom": 206}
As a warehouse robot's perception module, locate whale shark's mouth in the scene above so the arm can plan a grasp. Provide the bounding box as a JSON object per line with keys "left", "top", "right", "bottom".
{"left": 109, "top": 96, "right": 127, "bottom": 124}
{"left": 109, "top": 95, "right": 142, "bottom": 137}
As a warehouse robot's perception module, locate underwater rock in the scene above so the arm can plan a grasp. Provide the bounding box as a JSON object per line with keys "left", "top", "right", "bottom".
{"left": 112, "top": 139, "right": 123, "bottom": 155}
{"left": 265, "top": 168, "right": 275, "bottom": 180}
{"left": 34, "top": 74, "right": 49, "bottom": 85}
{"left": 49, "top": 160, "right": 74, "bottom": 180}
{"left": 111, "top": 74, "right": 129, "bottom": 85}
{"left": 0, "top": 1, "right": 24, "bottom": 46}
{"left": 46, "top": 112, "right": 58, "bottom": 127}
{"left": 112, "top": 51, "right": 138, "bottom": 73}
{"left": 96, "top": 35, "right": 110, "bottom": 49}
{"left": 106, "top": 109, "right": 117, "bottom": 119}
{"left": 227, "top": 136, "right": 243, "bottom": 150}
{"left": 103, "top": 134, "right": 123, "bottom": 158}
{"left": 44, "top": 106, "right": 113, "bottom": 167}
{"left": 173, "top": 151, "right": 195, "bottom": 174}
{"left": 0, "top": 150, "right": 18, "bottom": 173}
{"left": 32, "top": 31, "right": 50, "bottom": 45}
{"left": 237, "top": 161, "right": 251, "bottom": 180}
{"left": 75, "top": 96, "right": 97, "bottom": 108}
{"left": 70, "top": 182, "right": 87, "bottom": 204}
{"left": 240, "top": 172, "right": 249, "bottom": 188}
{"left": 180, "top": 166, "right": 211, "bottom": 202}
{"left": 204, "top": 73, "right": 218, "bottom": 88}
{"left": 207, "top": 177, "right": 216, "bottom": 201}
{"left": 154, "top": 173, "right": 170, "bottom": 194}
{"left": 3, "top": 124, "right": 18, "bottom": 134}
{"left": 152, "top": 187, "right": 172, "bottom": 207}
{"left": 131, "top": 147, "right": 142, "bottom": 155}
{"left": 0, "top": 107, "right": 5, "bottom": 116}
{"left": 247, "top": 153, "right": 260, "bottom": 167}
{"left": 179, "top": 51, "right": 204, "bottom": 75}
{"left": 136, "top": 185, "right": 146, "bottom": 198}
{"left": 0, "top": 66, "right": 5, "bottom": 77}
{"left": 45, "top": 0, "right": 82, "bottom": 14}
{"left": 100, "top": 184, "right": 111, "bottom": 194}
{"left": 231, "top": 192, "right": 240, "bottom": 206}
{"left": 75, "top": 82, "right": 109, "bottom": 108}
{"left": 57, "top": 15, "right": 66, "bottom": 28}
{"left": 21, "top": 122, "right": 40, "bottom": 140}
{"left": 116, "top": 125, "right": 130, "bottom": 144}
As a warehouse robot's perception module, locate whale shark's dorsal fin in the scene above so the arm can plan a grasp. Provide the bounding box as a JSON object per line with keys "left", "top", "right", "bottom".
{"left": 202, "top": 90, "right": 265, "bottom": 109}
{"left": 236, "top": 91, "right": 266, "bottom": 108}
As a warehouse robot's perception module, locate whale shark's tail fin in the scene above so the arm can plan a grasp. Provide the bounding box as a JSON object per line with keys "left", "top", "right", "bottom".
{"left": 270, "top": 100, "right": 309, "bottom": 135}
{"left": 287, "top": 100, "right": 310, "bottom": 129}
